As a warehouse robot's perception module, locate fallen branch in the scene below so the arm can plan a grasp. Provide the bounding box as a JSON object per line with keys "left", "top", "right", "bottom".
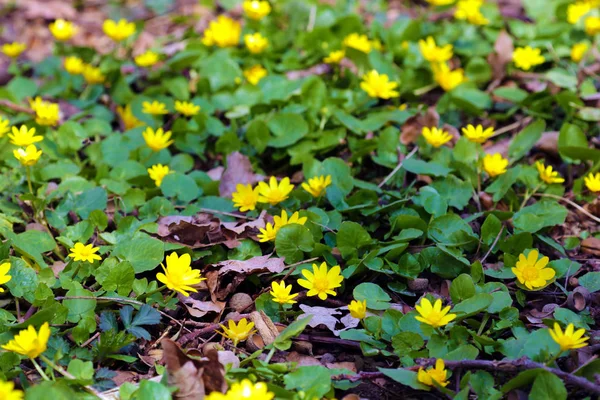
{"left": 533, "top": 193, "right": 600, "bottom": 225}
{"left": 179, "top": 313, "right": 250, "bottom": 346}
{"left": 0, "top": 99, "right": 34, "bottom": 114}
{"left": 378, "top": 146, "right": 419, "bottom": 188}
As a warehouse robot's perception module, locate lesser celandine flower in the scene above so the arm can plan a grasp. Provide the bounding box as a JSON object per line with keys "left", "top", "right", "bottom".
{"left": 232, "top": 183, "right": 260, "bottom": 212}
{"left": 270, "top": 281, "right": 298, "bottom": 304}
{"left": 116, "top": 105, "right": 142, "bottom": 130}
{"left": 257, "top": 222, "right": 278, "bottom": 242}
{"left": 68, "top": 242, "right": 102, "bottom": 263}
{"left": 512, "top": 46, "right": 545, "bottom": 70}
{"left": 1, "top": 322, "right": 50, "bottom": 358}
{"left": 147, "top": 164, "right": 171, "bottom": 187}
{"left": 432, "top": 62, "right": 465, "bottom": 91}
{"left": 360, "top": 70, "right": 400, "bottom": 99}
{"left": 536, "top": 161, "right": 564, "bottom": 184}
{"left": 584, "top": 172, "right": 600, "bottom": 193}
{"left": 49, "top": 19, "right": 77, "bottom": 41}
{"left": 567, "top": 2, "right": 591, "bottom": 24}
{"left": 323, "top": 50, "right": 345, "bottom": 64}
{"left": 134, "top": 50, "right": 160, "bottom": 68}
{"left": 142, "top": 100, "right": 169, "bottom": 115}
{"left": 83, "top": 65, "right": 105, "bottom": 84}
{"left": 549, "top": 323, "right": 589, "bottom": 352}
{"left": 64, "top": 56, "right": 84, "bottom": 74}
{"left": 0, "top": 117, "right": 10, "bottom": 137}
{"left": 274, "top": 210, "right": 307, "bottom": 227}
{"left": 297, "top": 262, "right": 343, "bottom": 300}
{"left": 0, "top": 262, "right": 12, "bottom": 292}
{"left": 257, "top": 176, "right": 294, "bottom": 205}
{"left": 483, "top": 153, "right": 508, "bottom": 177}
{"left": 571, "top": 42, "right": 589, "bottom": 63}
{"left": 0, "top": 380, "right": 23, "bottom": 400}
{"left": 244, "top": 32, "right": 268, "bottom": 54}
{"left": 462, "top": 124, "right": 494, "bottom": 143}
{"left": 348, "top": 299, "right": 367, "bottom": 320}
{"left": 218, "top": 318, "right": 256, "bottom": 346}
{"left": 417, "top": 359, "right": 449, "bottom": 387}
{"left": 206, "top": 379, "right": 274, "bottom": 400}
{"left": 343, "top": 33, "right": 372, "bottom": 53}
{"left": 174, "top": 101, "right": 200, "bottom": 117}
{"left": 243, "top": 0, "right": 272, "bottom": 20}
{"left": 302, "top": 175, "right": 331, "bottom": 197}
{"left": 156, "top": 252, "right": 205, "bottom": 297}
{"left": 426, "top": 0, "right": 455, "bottom": 5}
{"left": 103, "top": 19, "right": 136, "bottom": 42}
{"left": 9, "top": 125, "right": 42, "bottom": 147}
{"left": 29, "top": 97, "right": 60, "bottom": 126}
{"left": 13, "top": 145, "right": 42, "bottom": 166}
{"left": 511, "top": 249, "right": 555, "bottom": 290}
{"left": 422, "top": 126, "right": 452, "bottom": 148}
{"left": 585, "top": 16, "right": 600, "bottom": 35}
{"left": 243, "top": 65, "right": 267, "bottom": 85}
{"left": 418, "top": 36, "right": 453, "bottom": 63}
{"left": 202, "top": 16, "right": 241, "bottom": 48}
{"left": 143, "top": 127, "right": 173, "bottom": 152}
{"left": 454, "top": 0, "right": 489, "bottom": 25}
{"left": 2, "top": 42, "right": 26, "bottom": 58}
{"left": 415, "top": 298, "right": 456, "bottom": 328}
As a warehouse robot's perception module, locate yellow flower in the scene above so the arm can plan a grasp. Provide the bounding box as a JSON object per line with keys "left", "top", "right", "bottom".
{"left": 584, "top": 172, "right": 600, "bottom": 192}
{"left": 512, "top": 46, "right": 545, "bottom": 71}
{"left": 371, "top": 39, "right": 384, "bottom": 51}
{"left": 13, "top": 145, "right": 42, "bottom": 166}
{"left": 202, "top": 16, "right": 241, "bottom": 48}
{"left": 274, "top": 210, "right": 307, "bottom": 227}
{"left": 483, "top": 153, "right": 509, "bottom": 177}
{"left": 511, "top": 249, "right": 555, "bottom": 290}
{"left": 415, "top": 298, "right": 456, "bottom": 328}
{"left": 116, "top": 105, "right": 142, "bottom": 130}
{"left": 0, "top": 262, "right": 11, "bottom": 293}
{"left": 29, "top": 97, "right": 60, "bottom": 126}
{"left": 571, "top": 42, "right": 589, "bottom": 63}
{"left": 536, "top": 161, "right": 565, "bottom": 184}
{"left": 426, "top": 0, "right": 455, "bottom": 5}
{"left": 585, "top": 16, "right": 600, "bottom": 35}
{"left": 257, "top": 222, "right": 278, "bottom": 242}
{"left": 454, "top": 0, "right": 489, "bottom": 25}
{"left": 549, "top": 323, "right": 589, "bottom": 352}
{"left": 418, "top": 36, "right": 453, "bottom": 63}
{"left": 83, "top": 65, "right": 105, "bottom": 84}
{"left": 64, "top": 56, "right": 84, "bottom": 74}
{"left": 323, "top": 50, "right": 345, "bottom": 64}
{"left": 143, "top": 127, "right": 173, "bottom": 152}
{"left": 147, "top": 164, "right": 171, "bottom": 187}
{"left": 258, "top": 176, "right": 294, "bottom": 205}
{"left": 422, "top": 126, "right": 452, "bottom": 148}
{"left": 103, "top": 19, "right": 136, "bottom": 42}
{"left": 417, "top": 359, "right": 450, "bottom": 387}
{"left": 156, "top": 252, "right": 205, "bottom": 297}
{"left": 360, "top": 70, "right": 400, "bottom": 99}
{"left": 68, "top": 242, "right": 102, "bottom": 263}
{"left": 2, "top": 42, "right": 26, "bottom": 58}
{"left": 174, "top": 101, "right": 200, "bottom": 117}
{"left": 348, "top": 299, "right": 367, "bottom": 319}
{"left": 142, "top": 100, "right": 169, "bottom": 115}
{"left": 206, "top": 379, "right": 274, "bottom": 400}
{"left": 49, "top": 19, "right": 77, "bottom": 41}
{"left": 232, "top": 183, "right": 260, "bottom": 212}
{"left": 218, "top": 318, "right": 256, "bottom": 346}
{"left": 0, "top": 117, "right": 10, "bottom": 137}
{"left": 0, "top": 380, "right": 23, "bottom": 400}
{"left": 432, "top": 62, "right": 465, "bottom": 91}
{"left": 461, "top": 124, "right": 494, "bottom": 143}
{"left": 243, "top": 0, "right": 272, "bottom": 20}
{"left": 1, "top": 322, "right": 50, "bottom": 359}
{"left": 244, "top": 33, "right": 268, "bottom": 54}
{"left": 134, "top": 50, "right": 160, "bottom": 68}
{"left": 297, "top": 262, "right": 343, "bottom": 300}
{"left": 302, "top": 175, "right": 331, "bottom": 197}
{"left": 270, "top": 281, "right": 298, "bottom": 304}
{"left": 243, "top": 65, "right": 268, "bottom": 85}
{"left": 343, "top": 33, "right": 372, "bottom": 53}
{"left": 567, "top": 2, "right": 592, "bottom": 24}
{"left": 9, "top": 125, "right": 42, "bottom": 147}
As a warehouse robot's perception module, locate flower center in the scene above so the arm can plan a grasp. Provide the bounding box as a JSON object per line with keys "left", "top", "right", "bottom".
{"left": 313, "top": 277, "right": 330, "bottom": 292}
{"left": 522, "top": 266, "right": 539, "bottom": 281}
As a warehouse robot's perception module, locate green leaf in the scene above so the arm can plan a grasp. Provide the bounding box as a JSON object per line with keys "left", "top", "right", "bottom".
{"left": 273, "top": 316, "right": 312, "bottom": 350}
{"left": 508, "top": 120, "right": 545, "bottom": 161}
{"left": 96, "top": 259, "right": 135, "bottom": 296}
{"left": 450, "top": 274, "right": 476, "bottom": 304}
{"left": 112, "top": 233, "right": 164, "bottom": 273}
{"left": 428, "top": 214, "right": 478, "bottom": 247}
{"left": 337, "top": 221, "right": 372, "bottom": 259}
{"left": 354, "top": 282, "right": 391, "bottom": 310}
{"left": 2, "top": 230, "right": 57, "bottom": 268}
{"left": 160, "top": 173, "right": 201, "bottom": 203}
{"left": 246, "top": 119, "right": 270, "bottom": 153}
{"left": 284, "top": 366, "right": 333, "bottom": 399}
{"left": 513, "top": 201, "right": 568, "bottom": 233}
{"left": 578, "top": 272, "right": 600, "bottom": 292}
{"left": 133, "top": 380, "right": 172, "bottom": 400}
{"left": 451, "top": 87, "right": 492, "bottom": 113}
{"left": 545, "top": 69, "right": 577, "bottom": 91}
{"left": 73, "top": 187, "right": 108, "bottom": 219}
{"left": 529, "top": 371, "right": 567, "bottom": 400}
{"left": 558, "top": 123, "right": 591, "bottom": 163}
{"left": 275, "top": 224, "right": 314, "bottom": 264}
{"left": 481, "top": 214, "right": 502, "bottom": 245}
{"left": 486, "top": 166, "right": 521, "bottom": 202}
{"left": 5, "top": 257, "right": 39, "bottom": 303}
{"left": 453, "top": 293, "right": 493, "bottom": 318}
{"left": 199, "top": 49, "right": 242, "bottom": 91}
{"left": 391, "top": 332, "right": 424, "bottom": 355}
{"left": 430, "top": 175, "right": 473, "bottom": 210}
{"left": 267, "top": 113, "right": 309, "bottom": 148}
{"left": 379, "top": 368, "right": 429, "bottom": 390}
{"left": 577, "top": 107, "right": 600, "bottom": 121}
{"left": 403, "top": 158, "right": 451, "bottom": 177}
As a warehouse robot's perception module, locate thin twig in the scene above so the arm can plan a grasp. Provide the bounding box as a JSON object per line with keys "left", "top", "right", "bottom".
{"left": 179, "top": 313, "right": 250, "bottom": 346}
{"left": 480, "top": 227, "right": 504, "bottom": 264}
{"left": 378, "top": 146, "right": 419, "bottom": 188}
{"left": 307, "top": 5, "right": 317, "bottom": 32}
{"left": 199, "top": 208, "right": 256, "bottom": 220}
{"left": 491, "top": 118, "right": 531, "bottom": 138}
{"left": 0, "top": 99, "right": 34, "bottom": 114}
{"left": 533, "top": 193, "right": 600, "bottom": 224}
{"left": 280, "top": 257, "right": 319, "bottom": 282}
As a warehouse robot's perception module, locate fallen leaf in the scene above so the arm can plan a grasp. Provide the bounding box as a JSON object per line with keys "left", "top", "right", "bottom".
{"left": 581, "top": 237, "right": 600, "bottom": 256}
{"left": 250, "top": 311, "right": 279, "bottom": 346}
{"left": 297, "top": 305, "right": 359, "bottom": 336}
{"left": 287, "top": 351, "right": 321, "bottom": 366}
{"left": 219, "top": 152, "right": 265, "bottom": 198}
{"left": 179, "top": 294, "right": 224, "bottom": 318}
{"left": 400, "top": 107, "right": 439, "bottom": 145}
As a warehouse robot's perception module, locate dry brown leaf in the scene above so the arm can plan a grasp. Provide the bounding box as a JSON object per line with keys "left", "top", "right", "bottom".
{"left": 286, "top": 64, "right": 331, "bottom": 80}
{"left": 179, "top": 295, "right": 225, "bottom": 318}
{"left": 581, "top": 237, "right": 600, "bottom": 256}
{"left": 250, "top": 311, "right": 279, "bottom": 346}
{"left": 287, "top": 351, "right": 321, "bottom": 366}
{"left": 218, "top": 152, "right": 265, "bottom": 198}
{"left": 535, "top": 132, "right": 559, "bottom": 156}
{"left": 400, "top": 107, "right": 439, "bottom": 145}
{"left": 297, "top": 305, "right": 359, "bottom": 336}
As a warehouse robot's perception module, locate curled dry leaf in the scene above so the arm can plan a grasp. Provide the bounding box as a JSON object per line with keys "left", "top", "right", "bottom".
{"left": 298, "top": 305, "right": 358, "bottom": 336}
{"left": 249, "top": 310, "right": 279, "bottom": 346}
{"left": 581, "top": 237, "right": 600, "bottom": 257}
{"left": 219, "top": 151, "right": 265, "bottom": 198}
{"left": 179, "top": 294, "right": 225, "bottom": 318}
{"left": 488, "top": 30, "right": 513, "bottom": 83}
{"left": 400, "top": 106, "right": 439, "bottom": 145}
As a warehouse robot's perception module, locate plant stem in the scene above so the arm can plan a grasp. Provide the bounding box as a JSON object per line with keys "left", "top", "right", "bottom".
{"left": 264, "top": 347, "right": 276, "bottom": 364}
{"left": 520, "top": 182, "right": 543, "bottom": 209}
{"left": 40, "top": 355, "right": 103, "bottom": 398}
{"left": 31, "top": 358, "right": 51, "bottom": 381}
{"left": 26, "top": 166, "right": 34, "bottom": 195}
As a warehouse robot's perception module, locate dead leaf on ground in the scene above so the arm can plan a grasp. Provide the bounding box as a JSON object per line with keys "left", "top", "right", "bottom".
{"left": 581, "top": 237, "right": 600, "bottom": 256}
{"left": 298, "top": 305, "right": 359, "bottom": 336}
{"left": 400, "top": 107, "right": 439, "bottom": 145}
{"left": 179, "top": 294, "right": 225, "bottom": 318}
{"left": 286, "top": 64, "right": 331, "bottom": 80}
{"left": 250, "top": 311, "right": 279, "bottom": 346}
{"left": 535, "top": 131, "right": 559, "bottom": 156}
{"left": 287, "top": 351, "right": 321, "bottom": 366}
{"left": 487, "top": 30, "right": 513, "bottom": 83}
{"left": 218, "top": 152, "right": 265, "bottom": 198}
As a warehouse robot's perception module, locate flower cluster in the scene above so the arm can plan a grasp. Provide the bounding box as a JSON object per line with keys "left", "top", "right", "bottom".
{"left": 419, "top": 36, "right": 465, "bottom": 92}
